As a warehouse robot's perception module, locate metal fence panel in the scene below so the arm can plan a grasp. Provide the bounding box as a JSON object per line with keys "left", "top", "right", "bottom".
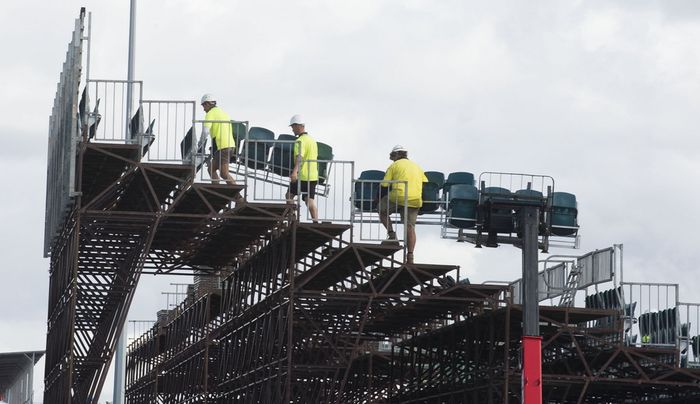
{"left": 44, "top": 12, "right": 85, "bottom": 257}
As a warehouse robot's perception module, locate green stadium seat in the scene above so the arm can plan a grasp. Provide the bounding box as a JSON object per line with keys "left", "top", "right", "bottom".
{"left": 448, "top": 184, "right": 478, "bottom": 228}
{"left": 354, "top": 170, "right": 384, "bottom": 211}
{"left": 420, "top": 171, "right": 445, "bottom": 214}
{"left": 317, "top": 142, "right": 333, "bottom": 185}
{"left": 245, "top": 127, "right": 274, "bottom": 170}
{"left": 231, "top": 122, "right": 248, "bottom": 158}
{"left": 425, "top": 171, "right": 445, "bottom": 188}
{"left": 270, "top": 134, "right": 296, "bottom": 176}
{"left": 482, "top": 187, "right": 514, "bottom": 234}
{"left": 444, "top": 172, "right": 475, "bottom": 197}
{"left": 550, "top": 192, "right": 578, "bottom": 236}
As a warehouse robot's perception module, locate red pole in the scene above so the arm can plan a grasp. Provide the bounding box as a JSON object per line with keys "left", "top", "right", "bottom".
{"left": 522, "top": 335, "right": 542, "bottom": 404}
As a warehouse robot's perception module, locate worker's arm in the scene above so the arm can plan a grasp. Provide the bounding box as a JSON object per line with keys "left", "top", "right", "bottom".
{"left": 198, "top": 126, "right": 210, "bottom": 151}
{"left": 290, "top": 154, "right": 302, "bottom": 181}
{"left": 290, "top": 140, "right": 302, "bottom": 181}
{"left": 377, "top": 166, "right": 393, "bottom": 200}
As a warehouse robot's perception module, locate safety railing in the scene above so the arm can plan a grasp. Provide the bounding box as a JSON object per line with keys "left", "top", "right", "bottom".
{"left": 237, "top": 136, "right": 335, "bottom": 199}
{"left": 351, "top": 179, "right": 408, "bottom": 246}
{"left": 478, "top": 171, "right": 554, "bottom": 197}
{"left": 126, "top": 320, "right": 156, "bottom": 345}
{"left": 139, "top": 100, "right": 196, "bottom": 162}
{"left": 85, "top": 79, "right": 143, "bottom": 143}
{"left": 44, "top": 10, "right": 85, "bottom": 257}
{"left": 510, "top": 246, "right": 619, "bottom": 306}
{"left": 295, "top": 160, "right": 355, "bottom": 223}
{"left": 677, "top": 302, "right": 700, "bottom": 367}
{"left": 621, "top": 282, "right": 679, "bottom": 349}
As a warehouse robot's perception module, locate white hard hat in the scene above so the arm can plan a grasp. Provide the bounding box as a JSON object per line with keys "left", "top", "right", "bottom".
{"left": 289, "top": 114, "right": 304, "bottom": 126}
{"left": 201, "top": 93, "right": 216, "bottom": 104}
{"left": 391, "top": 144, "right": 407, "bottom": 153}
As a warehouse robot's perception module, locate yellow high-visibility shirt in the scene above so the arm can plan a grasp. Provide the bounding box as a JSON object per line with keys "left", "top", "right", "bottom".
{"left": 204, "top": 106, "right": 235, "bottom": 150}
{"left": 382, "top": 158, "right": 428, "bottom": 208}
{"left": 294, "top": 133, "right": 318, "bottom": 181}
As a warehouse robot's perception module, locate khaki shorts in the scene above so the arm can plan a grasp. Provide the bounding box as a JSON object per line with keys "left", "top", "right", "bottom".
{"left": 378, "top": 196, "right": 418, "bottom": 228}
{"left": 208, "top": 147, "right": 233, "bottom": 169}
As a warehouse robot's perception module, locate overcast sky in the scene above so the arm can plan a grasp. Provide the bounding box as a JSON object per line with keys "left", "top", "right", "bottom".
{"left": 2, "top": 0, "right": 700, "bottom": 401}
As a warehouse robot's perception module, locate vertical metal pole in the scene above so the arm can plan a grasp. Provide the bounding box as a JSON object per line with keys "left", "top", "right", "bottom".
{"left": 29, "top": 352, "right": 35, "bottom": 403}
{"left": 520, "top": 206, "right": 541, "bottom": 404}
{"left": 113, "top": 325, "right": 126, "bottom": 404}
{"left": 115, "top": 3, "right": 136, "bottom": 403}
{"left": 125, "top": 0, "right": 136, "bottom": 139}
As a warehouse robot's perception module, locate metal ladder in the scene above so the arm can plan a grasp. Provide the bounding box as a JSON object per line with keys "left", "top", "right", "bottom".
{"left": 558, "top": 264, "right": 582, "bottom": 307}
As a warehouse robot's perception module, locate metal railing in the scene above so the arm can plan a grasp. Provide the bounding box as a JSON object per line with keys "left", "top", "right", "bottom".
{"left": 351, "top": 179, "right": 409, "bottom": 245}
{"left": 478, "top": 171, "right": 554, "bottom": 197}
{"left": 44, "top": 10, "right": 86, "bottom": 257}
{"left": 678, "top": 302, "right": 700, "bottom": 367}
{"left": 85, "top": 79, "right": 143, "bottom": 143}
{"left": 621, "top": 282, "right": 679, "bottom": 348}
{"left": 140, "top": 100, "right": 196, "bottom": 162}
{"left": 510, "top": 246, "right": 618, "bottom": 305}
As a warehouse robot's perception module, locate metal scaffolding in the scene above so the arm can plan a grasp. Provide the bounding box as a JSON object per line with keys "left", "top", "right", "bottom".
{"left": 45, "top": 8, "right": 700, "bottom": 404}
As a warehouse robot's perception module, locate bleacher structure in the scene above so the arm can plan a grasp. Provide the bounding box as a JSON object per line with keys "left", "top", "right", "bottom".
{"left": 43, "top": 9, "right": 700, "bottom": 404}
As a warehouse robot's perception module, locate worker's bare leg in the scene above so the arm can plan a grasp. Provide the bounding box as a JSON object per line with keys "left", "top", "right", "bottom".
{"left": 379, "top": 210, "right": 394, "bottom": 235}
{"left": 306, "top": 197, "right": 318, "bottom": 222}
{"left": 209, "top": 164, "right": 221, "bottom": 184}
{"left": 407, "top": 226, "right": 416, "bottom": 254}
{"left": 220, "top": 163, "right": 236, "bottom": 185}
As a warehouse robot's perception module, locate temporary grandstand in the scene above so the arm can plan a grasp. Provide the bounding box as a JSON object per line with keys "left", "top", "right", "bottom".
{"left": 43, "top": 8, "right": 700, "bottom": 404}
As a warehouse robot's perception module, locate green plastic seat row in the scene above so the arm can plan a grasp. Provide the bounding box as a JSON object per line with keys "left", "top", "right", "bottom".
{"left": 421, "top": 171, "right": 474, "bottom": 214}
{"left": 242, "top": 127, "right": 333, "bottom": 183}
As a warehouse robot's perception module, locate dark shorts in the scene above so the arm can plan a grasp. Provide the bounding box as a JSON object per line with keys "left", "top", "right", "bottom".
{"left": 208, "top": 147, "right": 232, "bottom": 169}
{"left": 289, "top": 180, "right": 317, "bottom": 201}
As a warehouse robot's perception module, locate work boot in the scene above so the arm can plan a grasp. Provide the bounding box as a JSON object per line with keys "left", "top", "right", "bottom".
{"left": 234, "top": 195, "right": 247, "bottom": 208}
{"left": 381, "top": 231, "right": 399, "bottom": 246}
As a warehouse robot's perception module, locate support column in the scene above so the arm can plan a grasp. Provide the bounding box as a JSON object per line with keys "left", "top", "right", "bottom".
{"left": 520, "top": 206, "right": 541, "bottom": 404}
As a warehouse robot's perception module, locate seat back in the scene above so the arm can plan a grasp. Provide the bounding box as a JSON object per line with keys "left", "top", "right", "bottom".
{"left": 245, "top": 127, "right": 275, "bottom": 169}
{"left": 515, "top": 189, "right": 543, "bottom": 200}
{"left": 551, "top": 192, "right": 578, "bottom": 236}
{"left": 270, "top": 134, "right": 297, "bottom": 176}
{"left": 317, "top": 142, "right": 333, "bottom": 185}
{"left": 420, "top": 171, "right": 445, "bottom": 214}
{"left": 444, "top": 172, "right": 475, "bottom": 197}
{"left": 354, "top": 170, "right": 384, "bottom": 211}
{"left": 180, "top": 126, "right": 194, "bottom": 160}
{"left": 482, "top": 186, "right": 514, "bottom": 233}
{"left": 231, "top": 122, "right": 247, "bottom": 156}
{"left": 448, "top": 184, "right": 478, "bottom": 228}
{"left": 425, "top": 171, "right": 445, "bottom": 188}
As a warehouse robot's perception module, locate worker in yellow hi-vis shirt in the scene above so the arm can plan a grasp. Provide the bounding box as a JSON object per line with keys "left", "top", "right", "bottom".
{"left": 286, "top": 114, "right": 319, "bottom": 222}
{"left": 378, "top": 145, "right": 428, "bottom": 264}
{"left": 200, "top": 94, "right": 237, "bottom": 185}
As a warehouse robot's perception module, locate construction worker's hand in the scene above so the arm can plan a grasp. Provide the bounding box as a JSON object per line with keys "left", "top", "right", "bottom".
{"left": 290, "top": 171, "right": 298, "bottom": 182}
